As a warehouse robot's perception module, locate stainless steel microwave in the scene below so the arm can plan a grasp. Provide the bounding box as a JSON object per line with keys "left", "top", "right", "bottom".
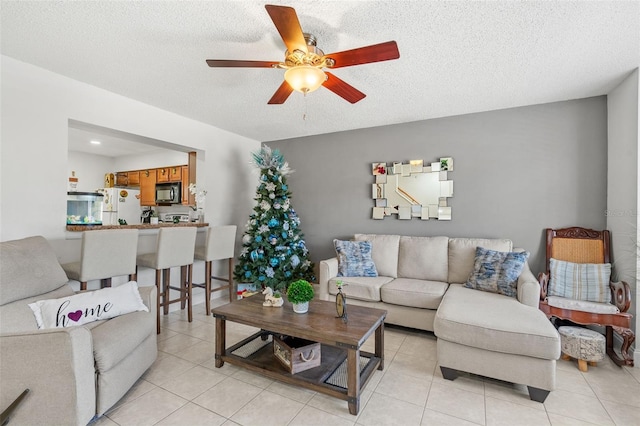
{"left": 155, "top": 182, "right": 181, "bottom": 204}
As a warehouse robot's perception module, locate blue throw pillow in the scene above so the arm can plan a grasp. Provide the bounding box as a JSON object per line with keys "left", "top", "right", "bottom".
{"left": 464, "top": 246, "right": 529, "bottom": 298}
{"left": 334, "top": 239, "right": 378, "bottom": 277}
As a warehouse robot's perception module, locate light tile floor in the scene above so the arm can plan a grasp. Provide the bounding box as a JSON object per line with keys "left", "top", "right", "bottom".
{"left": 93, "top": 299, "right": 640, "bottom": 426}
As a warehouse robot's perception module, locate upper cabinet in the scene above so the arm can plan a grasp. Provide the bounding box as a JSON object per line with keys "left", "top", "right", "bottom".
{"left": 128, "top": 171, "right": 140, "bottom": 186}
{"left": 139, "top": 169, "right": 157, "bottom": 206}
{"left": 114, "top": 152, "right": 197, "bottom": 207}
{"left": 169, "top": 166, "right": 181, "bottom": 182}
{"left": 156, "top": 167, "right": 169, "bottom": 183}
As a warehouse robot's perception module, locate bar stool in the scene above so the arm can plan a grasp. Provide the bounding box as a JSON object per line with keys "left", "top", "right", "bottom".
{"left": 61, "top": 229, "right": 139, "bottom": 291}
{"left": 193, "top": 225, "right": 237, "bottom": 315}
{"left": 136, "top": 227, "right": 197, "bottom": 334}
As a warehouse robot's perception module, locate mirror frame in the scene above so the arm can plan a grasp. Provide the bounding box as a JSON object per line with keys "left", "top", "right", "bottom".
{"left": 371, "top": 157, "right": 453, "bottom": 220}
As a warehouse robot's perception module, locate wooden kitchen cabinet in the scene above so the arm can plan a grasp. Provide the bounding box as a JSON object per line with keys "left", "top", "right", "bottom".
{"left": 127, "top": 171, "right": 140, "bottom": 186}
{"left": 181, "top": 166, "right": 190, "bottom": 205}
{"left": 139, "top": 169, "right": 157, "bottom": 206}
{"left": 156, "top": 167, "right": 169, "bottom": 183}
{"left": 116, "top": 172, "right": 128, "bottom": 186}
{"left": 169, "top": 166, "right": 182, "bottom": 182}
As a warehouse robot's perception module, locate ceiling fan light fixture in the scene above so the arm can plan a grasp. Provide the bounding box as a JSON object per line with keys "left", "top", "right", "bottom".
{"left": 284, "top": 65, "right": 326, "bottom": 94}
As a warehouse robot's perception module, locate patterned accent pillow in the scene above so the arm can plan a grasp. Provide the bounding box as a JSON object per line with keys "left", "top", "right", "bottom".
{"left": 464, "top": 246, "right": 529, "bottom": 298}
{"left": 334, "top": 239, "right": 378, "bottom": 277}
{"left": 548, "top": 258, "right": 611, "bottom": 303}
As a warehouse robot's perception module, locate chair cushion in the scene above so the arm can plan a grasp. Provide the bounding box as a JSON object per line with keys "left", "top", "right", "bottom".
{"left": 546, "top": 296, "right": 619, "bottom": 314}
{"left": 381, "top": 278, "right": 449, "bottom": 309}
{"left": 434, "top": 285, "right": 560, "bottom": 360}
{"left": 448, "top": 238, "right": 513, "bottom": 284}
{"left": 548, "top": 258, "right": 611, "bottom": 303}
{"left": 354, "top": 234, "right": 400, "bottom": 278}
{"left": 28, "top": 281, "right": 149, "bottom": 329}
{"left": 328, "top": 276, "right": 393, "bottom": 302}
{"left": 464, "top": 247, "right": 529, "bottom": 298}
{"left": 334, "top": 240, "right": 378, "bottom": 277}
{"left": 397, "top": 236, "right": 449, "bottom": 282}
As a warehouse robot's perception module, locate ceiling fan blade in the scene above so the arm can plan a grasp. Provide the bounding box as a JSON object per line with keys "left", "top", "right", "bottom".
{"left": 265, "top": 4, "right": 308, "bottom": 54}
{"left": 206, "top": 59, "right": 280, "bottom": 68}
{"left": 322, "top": 72, "right": 366, "bottom": 104}
{"left": 325, "top": 41, "right": 400, "bottom": 68}
{"left": 268, "top": 81, "right": 294, "bottom": 104}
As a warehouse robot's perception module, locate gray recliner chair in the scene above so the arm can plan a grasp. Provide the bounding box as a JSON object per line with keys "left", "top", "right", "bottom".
{"left": 0, "top": 236, "right": 157, "bottom": 425}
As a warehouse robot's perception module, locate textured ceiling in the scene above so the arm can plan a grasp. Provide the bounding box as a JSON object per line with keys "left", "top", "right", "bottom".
{"left": 2, "top": 0, "right": 639, "bottom": 148}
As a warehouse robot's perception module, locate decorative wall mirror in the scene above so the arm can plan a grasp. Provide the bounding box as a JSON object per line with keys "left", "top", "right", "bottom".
{"left": 371, "top": 157, "right": 453, "bottom": 220}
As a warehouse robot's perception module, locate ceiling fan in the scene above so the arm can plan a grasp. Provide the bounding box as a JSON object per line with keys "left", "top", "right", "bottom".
{"left": 206, "top": 4, "right": 400, "bottom": 104}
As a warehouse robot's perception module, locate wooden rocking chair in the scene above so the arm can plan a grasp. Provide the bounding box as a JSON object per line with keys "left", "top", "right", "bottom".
{"left": 538, "top": 227, "right": 634, "bottom": 367}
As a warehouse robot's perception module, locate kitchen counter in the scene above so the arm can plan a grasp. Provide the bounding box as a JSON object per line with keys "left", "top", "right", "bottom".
{"left": 66, "top": 222, "right": 209, "bottom": 232}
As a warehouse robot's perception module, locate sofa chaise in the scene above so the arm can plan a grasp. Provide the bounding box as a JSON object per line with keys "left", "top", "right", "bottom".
{"left": 319, "top": 234, "right": 560, "bottom": 402}
{"left": 0, "top": 236, "right": 157, "bottom": 425}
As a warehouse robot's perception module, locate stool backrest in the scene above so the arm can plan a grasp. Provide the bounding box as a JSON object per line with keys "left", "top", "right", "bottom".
{"left": 203, "top": 225, "right": 237, "bottom": 261}
{"left": 155, "top": 227, "right": 197, "bottom": 269}
{"left": 80, "top": 229, "right": 139, "bottom": 282}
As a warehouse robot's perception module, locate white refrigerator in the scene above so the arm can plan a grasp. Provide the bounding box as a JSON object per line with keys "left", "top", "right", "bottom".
{"left": 98, "top": 188, "right": 141, "bottom": 225}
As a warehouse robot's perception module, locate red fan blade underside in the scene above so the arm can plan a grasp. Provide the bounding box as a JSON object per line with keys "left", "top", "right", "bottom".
{"left": 322, "top": 72, "right": 366, "bottom": 104}
{"left": 206, "top": 59, "right": 280, "bottom": 68}
{"left": 268, "top": 80, "right": 294, "bottom": 104}
{"left": 325, "top": 41, "right": 400, "bottom": 68}
{"left": 265, "top": 4, "right": 308, "bottom": 54}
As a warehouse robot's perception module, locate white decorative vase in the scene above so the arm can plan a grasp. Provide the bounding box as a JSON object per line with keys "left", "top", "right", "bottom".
{"left": 292, "top": 301, "right": 309, "bottom": 314}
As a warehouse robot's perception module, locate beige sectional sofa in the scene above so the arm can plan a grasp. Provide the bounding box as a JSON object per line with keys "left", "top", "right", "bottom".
{"left": 0, "top": 236, "right": 157, "bottom": 425}
{"left": 319, "top": 234, "right": 560, "bottom": 403}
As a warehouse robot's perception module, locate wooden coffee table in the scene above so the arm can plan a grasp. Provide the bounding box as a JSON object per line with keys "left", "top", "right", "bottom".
{"left": 212, "top": 295, "right": 386, "bottom": 415}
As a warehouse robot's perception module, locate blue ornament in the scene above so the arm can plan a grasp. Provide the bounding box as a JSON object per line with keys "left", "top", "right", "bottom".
{"left": 285, "top": 271, "right": 292, "bottom": 277}
{"left": 270, "top": 257, "right": 279, "bottom": 267}
{"left": 272, "top": 175, "right": 278, "bottom": 182}
{"left": 258, "top": 276, "right": 266, "bottom": 281}
{"left": 255, "top": 235, "right": 263, "bottom": 243}
{"left": 281, "top": 231, "right": 287, "bottom": 238}
{"left": 250, "top": 250, "right": 258, "bottom": 261}
{"left": 244, "top": 271, "right": 251, "bottom": 278}
{"left": 281, "top": 184, "right": 288, "bottom": 190}
{"left": 261, "top": 175, "right": 267, "bottom": 181}
{"left": 268, "top": 218, "right": 279, "bottom": 227}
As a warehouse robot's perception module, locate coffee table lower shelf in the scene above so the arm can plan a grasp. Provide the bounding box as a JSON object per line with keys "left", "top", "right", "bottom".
{"left": 218, "top": 330, "right": 382, "bottom": 410}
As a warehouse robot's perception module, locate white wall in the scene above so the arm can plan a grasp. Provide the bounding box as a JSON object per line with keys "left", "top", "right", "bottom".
{"left": 607, "top": 68, "right": 639, "bottom": 365}
{"left": 1, "top": 56, "right": 260, "bottom": 295}
{"left": 68, "top": 151, "right": 116, "bottom": 192}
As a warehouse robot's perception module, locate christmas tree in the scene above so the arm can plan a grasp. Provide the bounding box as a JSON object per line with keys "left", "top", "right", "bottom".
{"left": 234, "top": 146, "right": 315, "bottom": 292}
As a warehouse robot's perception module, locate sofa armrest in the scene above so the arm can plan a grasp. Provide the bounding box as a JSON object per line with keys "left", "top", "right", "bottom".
{"left": 318, "top": 258, "right": 338, "bottom": 301}
{"left": 517, "top": 262, "right": 541, "bottom": 308}
{"left": 0, "top": 327, "right": 96, "bottom": 425}
{"left": 137, "top": 284, "right": 157, "bottom": 315}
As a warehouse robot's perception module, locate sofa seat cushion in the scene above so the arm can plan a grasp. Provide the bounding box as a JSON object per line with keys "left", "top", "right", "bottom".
{"left": 91, "top": 308, "right": 155, "bottom": 372}
{"left": 381, "top": 278, "right": 449, "bottom": 309}
{"left": 397, "top": 236, "right": 449, "bottom": 282}
{"left": 434, "top": 285, "right": 560, "bottom": 360}
{"left": 328, "top": 276, "right": 393, "bottom": 302}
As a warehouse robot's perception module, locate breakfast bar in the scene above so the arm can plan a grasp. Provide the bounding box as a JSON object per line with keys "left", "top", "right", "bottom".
{"left": 66, "top": 222, "right": 209, "bottom": 232}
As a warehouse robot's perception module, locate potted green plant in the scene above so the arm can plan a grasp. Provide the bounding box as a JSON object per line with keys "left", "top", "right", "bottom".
{"left": 286, "top": 279, "right": 314, "bottom": 314}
